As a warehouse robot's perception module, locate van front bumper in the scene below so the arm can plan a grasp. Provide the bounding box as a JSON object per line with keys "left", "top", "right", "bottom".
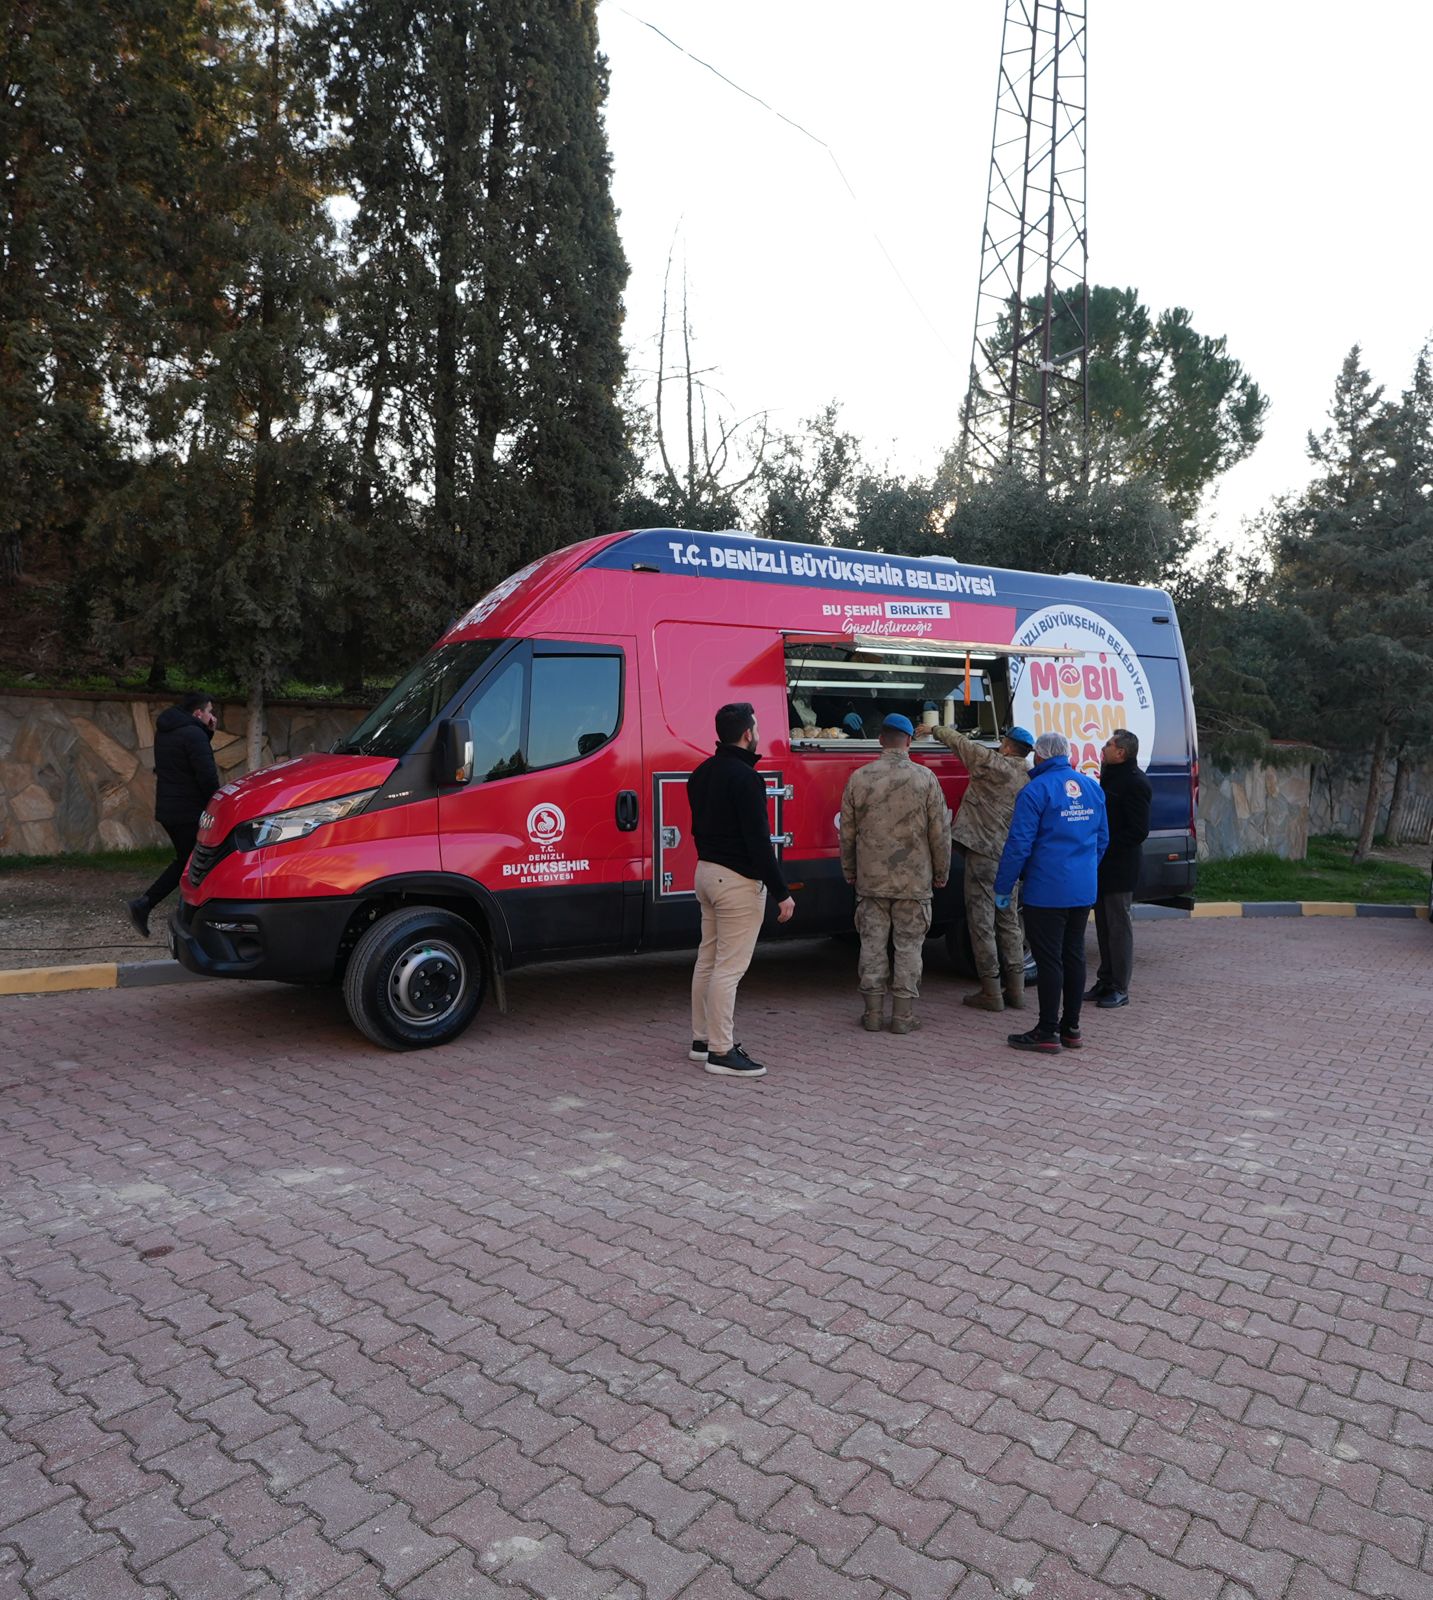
{"left": 171, "top": 895, "right": 354, "bottom": 983}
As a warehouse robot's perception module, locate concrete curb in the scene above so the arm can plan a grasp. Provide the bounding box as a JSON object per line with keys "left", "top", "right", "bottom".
{"left": 0, "top": 959, "right": 207, "bottom": 998}
{"left": 1134, "top": 902, "right": 1431, "bottom": 922}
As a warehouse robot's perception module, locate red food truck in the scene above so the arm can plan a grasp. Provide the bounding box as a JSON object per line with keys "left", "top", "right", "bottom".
{"left": 172, "top": 528, "right": 1198, "bottom": 1048}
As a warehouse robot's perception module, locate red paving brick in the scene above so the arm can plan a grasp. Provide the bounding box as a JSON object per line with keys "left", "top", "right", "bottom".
{"left": 1, "top": 917, "right": 1432, "bottom": 1599}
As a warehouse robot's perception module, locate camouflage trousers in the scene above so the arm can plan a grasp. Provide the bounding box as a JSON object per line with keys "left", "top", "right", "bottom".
{"left": 855, "top": 896, "right": 933, "bottom": 999}
{"left": 962, "top": 849, "right": 1024, "bottom": 983}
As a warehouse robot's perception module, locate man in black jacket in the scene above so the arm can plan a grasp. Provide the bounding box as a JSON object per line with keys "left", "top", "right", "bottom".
{"left": 1087, "top": 728, "right": 1152, "bottom": 1009}
{"left": 127, "top": 692, "right": 220, "bottom": 938}
{"left": 686, "top": 702, "right": 795, "bottom": 1078}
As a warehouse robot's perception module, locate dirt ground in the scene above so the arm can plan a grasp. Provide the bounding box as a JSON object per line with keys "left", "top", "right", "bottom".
{"left": 0, "top": 864, "right": 165, "bottom": 968}
{"left": 2, "top": 837, "right": 1429, "bottom": 971}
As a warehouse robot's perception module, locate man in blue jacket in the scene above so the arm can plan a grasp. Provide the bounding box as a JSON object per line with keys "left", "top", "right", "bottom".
{"left": 994, "top": 730, "right": 1108, "bottom": 1053}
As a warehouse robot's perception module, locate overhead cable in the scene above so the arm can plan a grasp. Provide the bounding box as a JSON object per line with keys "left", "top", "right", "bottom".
{"left": 612, "top": 6, "right": 959, "bottom": 362}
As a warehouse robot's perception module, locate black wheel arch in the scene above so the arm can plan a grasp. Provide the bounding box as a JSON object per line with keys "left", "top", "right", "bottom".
{"left": 337, "top": 873, "right": 511, "bottom": 1012}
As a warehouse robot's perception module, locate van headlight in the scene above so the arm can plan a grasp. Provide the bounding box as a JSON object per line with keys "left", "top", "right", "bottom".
{"left": 234, "top": 789, "right": 377, "bottom": 851}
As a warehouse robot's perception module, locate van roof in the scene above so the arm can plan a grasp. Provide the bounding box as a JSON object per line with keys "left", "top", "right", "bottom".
{"left": 586, "top": 528, "right": 1175, "bottom": 607}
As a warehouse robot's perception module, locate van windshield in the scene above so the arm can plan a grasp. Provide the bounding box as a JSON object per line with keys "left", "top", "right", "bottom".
{"left": 334, "top": 639, "right": 505, "bottom": 758}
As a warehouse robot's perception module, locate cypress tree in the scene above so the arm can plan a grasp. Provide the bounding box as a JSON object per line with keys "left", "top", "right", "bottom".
{"left": 0, "top": 0, "right": 227, "bottom": 585}
{"left": 79, "top": 0, "right": 347, "bottom": 750}
{"left": 320, "top": 0, "right": 629, "bottom": 609}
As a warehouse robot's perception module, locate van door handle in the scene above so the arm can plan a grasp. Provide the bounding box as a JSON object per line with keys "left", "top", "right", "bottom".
{"left": 615, "top": 790, "right": 639, "bottom": 831}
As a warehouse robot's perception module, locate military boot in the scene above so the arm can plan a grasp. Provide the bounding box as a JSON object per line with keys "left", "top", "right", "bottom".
{"left": 963, "top": 978, "right": 1005, "bottom": 1012}
{"left": 861, "top": 993, "right": 886, "bottom": 1032}
{"left": 890, "top": 997, "right": 920, "bottom": 1034}
{"left": 1003, "top": 974, "right": 1026, "bottom": 1010}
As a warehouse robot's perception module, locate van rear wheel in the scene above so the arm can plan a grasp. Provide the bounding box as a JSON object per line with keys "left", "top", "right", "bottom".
{"left": 343, "top": 906, "right": 485, "bottom": 1050}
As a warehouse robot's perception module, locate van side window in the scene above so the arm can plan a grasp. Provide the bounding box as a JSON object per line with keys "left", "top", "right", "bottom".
{"left": 468, "top": 658, "right": 528, "bottom": 781}
{"left": 528, "top": 654, "right": 622, "bottom": 770}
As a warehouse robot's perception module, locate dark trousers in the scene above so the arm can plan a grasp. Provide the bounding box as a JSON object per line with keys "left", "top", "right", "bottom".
{"left": 141, "top": 819, "right": 199, "bottom": 909}
{"left": 1023, "top": 903, "right": 1091, "bottom": 1034}
{"left": 1095, "top": 891, "right": 1135, "bottom": 992}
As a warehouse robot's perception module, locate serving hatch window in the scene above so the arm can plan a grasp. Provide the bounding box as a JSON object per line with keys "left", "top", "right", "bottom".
{"left": 785, "top": 640, "right": 1011, "bottom": 747}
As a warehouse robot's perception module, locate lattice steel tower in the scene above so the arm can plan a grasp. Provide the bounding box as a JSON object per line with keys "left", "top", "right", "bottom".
{"left": 959, "top": 0, "right": 1088, "bottom": 484}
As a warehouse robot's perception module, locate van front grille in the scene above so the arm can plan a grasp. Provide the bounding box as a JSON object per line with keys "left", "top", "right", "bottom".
{"left": 187, "top": 837, "right": 232, "bottom": 889}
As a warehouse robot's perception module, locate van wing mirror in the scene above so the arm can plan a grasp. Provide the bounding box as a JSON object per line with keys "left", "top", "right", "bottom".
{"left": 434, "top": 718, "right": 474, "bottom": 786}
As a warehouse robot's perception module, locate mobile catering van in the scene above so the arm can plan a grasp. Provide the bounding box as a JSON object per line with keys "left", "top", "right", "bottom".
{"left": 173, "top": 529, "right": 1198, "bottom": 1049}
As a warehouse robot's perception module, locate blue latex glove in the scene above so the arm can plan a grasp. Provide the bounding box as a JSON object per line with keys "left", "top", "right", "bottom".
{"left": 994, "top": 893, "right": 1011, "bottom": 909}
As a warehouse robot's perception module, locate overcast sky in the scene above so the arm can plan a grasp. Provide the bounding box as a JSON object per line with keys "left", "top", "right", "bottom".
{"left": 597, "top": 0, "right": 1433, "bottom": 545}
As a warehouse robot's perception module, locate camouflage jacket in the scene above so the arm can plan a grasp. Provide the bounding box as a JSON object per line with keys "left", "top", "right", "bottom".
{"left": 840, "top": 748, "right": 952, "bottom": 899}
{"left": 933, "top": 727, "right": 1028, "bottom": 857}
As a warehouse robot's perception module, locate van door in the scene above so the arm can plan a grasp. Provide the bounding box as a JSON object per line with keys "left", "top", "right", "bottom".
{"left": 437, "top": 639, "right": 643, "bottom": 958}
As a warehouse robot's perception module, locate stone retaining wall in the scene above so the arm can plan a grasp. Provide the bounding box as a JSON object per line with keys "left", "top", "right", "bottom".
{"left": 1197, "top": 759, "right": 1312, "bottom": 863}
{"left": 0, "top": 691, "right": 364, "bottom": 856}
{"left": 1310, "top": 756, "right": 1433, "bottom": 843}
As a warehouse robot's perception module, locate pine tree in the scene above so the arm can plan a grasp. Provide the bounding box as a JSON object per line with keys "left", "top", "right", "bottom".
{"left": 1272, "top": 346, "right": 1433, "bottom": 860}
{"left": 319, "top": 0, "right": 629, "bottom": 609}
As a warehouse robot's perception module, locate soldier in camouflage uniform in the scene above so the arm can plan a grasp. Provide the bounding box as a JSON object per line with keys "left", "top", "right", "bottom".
{"left": 840, "top": 714, "right": 952, "bottom": 1035}
{"left": 932, "top": 722, "right": 1033, "bottom": 1011}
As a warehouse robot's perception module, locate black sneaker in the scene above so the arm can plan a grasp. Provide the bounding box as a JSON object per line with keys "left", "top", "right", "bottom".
{"left": 1007, "top": 1027, "right": 1061, "bottom": 1054}
{"left": 126, "top": 897, "right": 151, "bottom": 939}
{"left": 704, "top": 1045, "right": 766, "bottom": 1078}
{"left": 1059, "top": 1025, "right": 1083, "bottom": 1049}
{"left": 1083, "top": 980, "right": 1111, "bottom": 1001}
{"left": 689, "top": 1039, "right": 709, "bottom": 1062}
{"left": 1097, "top": 990, "right": 1130, "bottom": 1009}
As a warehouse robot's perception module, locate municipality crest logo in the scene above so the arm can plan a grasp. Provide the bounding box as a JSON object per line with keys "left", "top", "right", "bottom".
{"left": 527, "top": 803, "right": 566, "bottom": 847}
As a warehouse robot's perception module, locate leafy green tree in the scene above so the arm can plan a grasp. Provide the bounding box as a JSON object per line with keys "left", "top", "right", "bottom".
{"left": 754, "top": 404, "right": 862, "bottom": 545}
{"left": 319, "top": 0, "right": 629, "bottom": 603}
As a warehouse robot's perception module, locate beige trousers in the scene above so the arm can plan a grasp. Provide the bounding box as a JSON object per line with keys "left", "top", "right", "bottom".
{"left": 691, "top": 861, "right": 767, "bottom": 1054}
{"left": 855, "top": 896, "right": 933, "bottom": 999}
{"left": 962, "top": 848, "right": 1024, "bottom": 983}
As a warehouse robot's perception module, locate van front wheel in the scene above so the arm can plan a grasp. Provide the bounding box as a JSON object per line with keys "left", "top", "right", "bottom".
{"left": 343, "top": 906, "right": 485, "bottom": 1050}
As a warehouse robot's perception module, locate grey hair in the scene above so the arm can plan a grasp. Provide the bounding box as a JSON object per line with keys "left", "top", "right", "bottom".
{"left": 1034, "top": 730, "right": 1069, "bottom": 761}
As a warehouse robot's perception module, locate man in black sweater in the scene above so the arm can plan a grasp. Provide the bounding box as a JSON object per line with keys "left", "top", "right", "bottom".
{"left": 127, "top": 691, "right": 220, "bottom": 938}
{"left": 686, "top": 702, "right": 795, "bottom": 1078}
{"left": 1087, "top": 728, "right": 1152, "bottom": 1009}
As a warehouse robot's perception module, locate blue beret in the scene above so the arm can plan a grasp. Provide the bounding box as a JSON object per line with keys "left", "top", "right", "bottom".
{"left": 882, "top": 713, "right": 915, "bottom": 736}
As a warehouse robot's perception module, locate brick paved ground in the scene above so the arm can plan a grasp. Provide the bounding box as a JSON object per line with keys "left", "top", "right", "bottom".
{"left": 1, "top": 917, "right": 1431, "bottom": 1600}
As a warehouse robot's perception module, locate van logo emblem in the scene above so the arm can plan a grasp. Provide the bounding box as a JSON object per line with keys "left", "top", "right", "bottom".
{"left": 527, "top": 803, "right": 566, "bottom": 846}
{"left": 198, "top": 810, "right": 215, "bottom": 831}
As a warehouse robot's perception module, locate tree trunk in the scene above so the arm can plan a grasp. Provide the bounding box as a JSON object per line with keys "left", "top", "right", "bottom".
{"left": 1351, "top": 726, "right": 1388, "bottom": 864}
{"left": 1384, "top": 751, "right": 1412, "bottom": 846}
{"left": 146, "top": 658, "right": 168, "bottom": 692}
{"left": 0, "top": 530, "right": 20, "bottom": 586}
{"left": 246, "top": 679, "right": 266, "bottom": 775}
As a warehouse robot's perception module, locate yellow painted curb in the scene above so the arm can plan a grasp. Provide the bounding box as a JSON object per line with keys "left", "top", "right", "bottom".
{"left": 1190, "top": 902, "right": 1242, "bottom": 918}
{"left": 0, "top": 964, "right": 118, "bottom": 996}
{"left": 1301, "top": 902, "right": 1355, "bottom": 917}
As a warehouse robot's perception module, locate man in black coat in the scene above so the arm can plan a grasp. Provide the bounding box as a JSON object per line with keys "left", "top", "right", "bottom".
{"left": 686, "top": 702, "right": 796, "bottom": 1078}
{"left": 127, "top": 692, "right": 220, "bottom": 938}
{"left": 1087, "top": 728, "right": 1152, "bottom": 1009}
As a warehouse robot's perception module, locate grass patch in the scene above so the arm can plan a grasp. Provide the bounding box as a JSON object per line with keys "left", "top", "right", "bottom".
{"left": 1198, "top": 835, "right": 1430, "bottom": 905}
{"left": 0, "top": 846, "right": 171, "bottom": 875}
